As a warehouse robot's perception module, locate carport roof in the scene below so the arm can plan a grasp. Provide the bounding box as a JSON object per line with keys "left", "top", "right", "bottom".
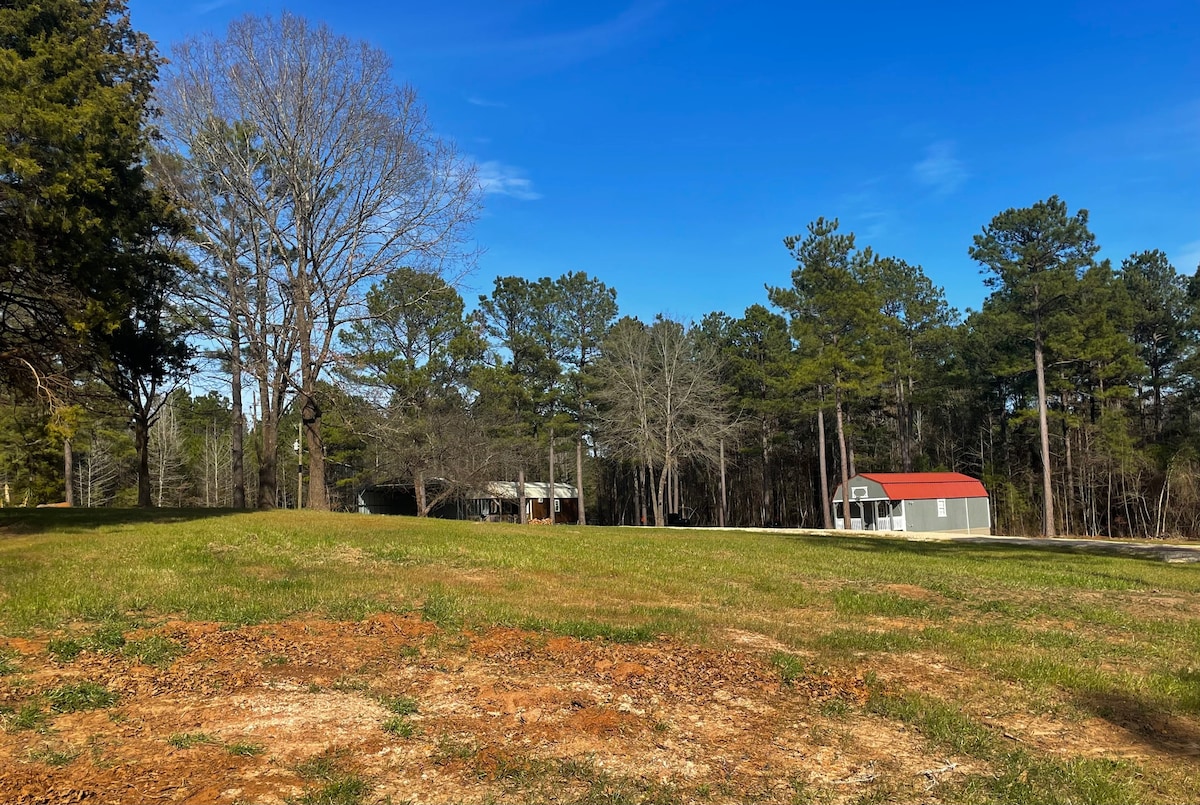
{"left": 857, "top": 472, "right": 988, "bottom": 501}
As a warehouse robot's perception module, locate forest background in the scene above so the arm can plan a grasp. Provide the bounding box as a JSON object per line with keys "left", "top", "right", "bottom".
{"left": 3, "top": 1, "right": 1200, "bottom": 540}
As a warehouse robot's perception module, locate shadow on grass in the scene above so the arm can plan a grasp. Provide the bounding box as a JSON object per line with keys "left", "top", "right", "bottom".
{"left": 0, "top": 507, "right": 239, "bottom": 536}
{"left": 780, "top": 532, "right": 1200, "bottom": 565}
{"left": 1073, "top": 687, "right": 1200, "bottom": 758}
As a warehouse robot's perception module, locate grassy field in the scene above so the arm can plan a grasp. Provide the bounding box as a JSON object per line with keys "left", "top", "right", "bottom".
{"left": 1, "top": 508, "right": 1199, "bottom": 803}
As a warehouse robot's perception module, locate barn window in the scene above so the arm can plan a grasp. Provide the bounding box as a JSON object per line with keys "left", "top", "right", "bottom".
{"left": 937, "top": 498, "right": 947, "bottom": 517}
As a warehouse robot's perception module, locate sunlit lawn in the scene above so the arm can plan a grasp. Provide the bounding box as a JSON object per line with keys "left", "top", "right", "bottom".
{"left": 2, "top": 507, "right": 1198, "bottom": 802}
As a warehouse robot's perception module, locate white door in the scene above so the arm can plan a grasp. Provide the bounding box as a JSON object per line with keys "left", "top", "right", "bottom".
{"left": 891, "top": 500, "right": 906, "bottom": 531}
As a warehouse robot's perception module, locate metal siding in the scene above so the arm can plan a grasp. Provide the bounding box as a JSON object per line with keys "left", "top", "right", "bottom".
{"left": 905, "top": 499, "right": 939, "bottom": 531}
{"left": 903, "top": 496, "right": 994, "bottom": 533}
{"left": 942, "top": 498, "right": 970, "bottom": 531}
{"left": 967, "top": 497, "right": 992, "bottom": 535}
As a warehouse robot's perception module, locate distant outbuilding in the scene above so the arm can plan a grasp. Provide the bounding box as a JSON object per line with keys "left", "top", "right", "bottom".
{"left": 831, "top": 472, "right": 990, "bottom": 535}
{"left": 357, "top": 480, "right": 579, "bottom": 524}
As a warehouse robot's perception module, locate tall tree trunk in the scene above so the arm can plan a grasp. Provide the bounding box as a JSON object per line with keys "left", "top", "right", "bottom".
{"left": 761, "top": 423, "right": 771, "bottom": 526}
{"left": 655, "top": 463, "right": 668, "bottom": 528}
{"left": 1152, "top": 361, "right": 1162, "bottom": 435}
{"left": 834, "top": 382, "right": 851, "bottom": 530}
{"left": 301, "top": 379, "right": 328, "bottom": 511}
{"left": 229, "top": 327, "right": 246, "bottom": 509}
{"left": 673, "top": 463, "right": 682, "bottom": 519}
{"left": 63, "top": 437, "right": 74, "bottom": 506}
{"left": 719, "top": 439, "right": 727, "bottom": 528}
{"left": 548, "top": 427, "right": 555, "bottom": 526}
{"left": 576, "top": 436, "right": 586, "bottom": 525}
{"left": 415, "top": 469, "right": 427, "bottom": 516}
{"left": 1063, "top": 406, "right": 1073, "bottom": 536}
{"left": 1034, "top": 338, "right": 1056, "bottom": 537}
{"left": 135, "top": 412, "right": 152, "bottom": 508}
{"left": 518, "top": 466, "right": 527, "bottom": 524}
{"left": 256, "top": 386, "right": 277, "bottom": 510}
{"left": 634, "top": 463, "right": 645, "bottom": 526}
{"left": 817, "top": 401, "right": 832, "bottom": 529}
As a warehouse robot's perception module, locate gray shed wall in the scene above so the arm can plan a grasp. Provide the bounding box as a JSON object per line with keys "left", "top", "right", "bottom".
{"left": 903, "top": 496, "right": 990, "bottom": 534}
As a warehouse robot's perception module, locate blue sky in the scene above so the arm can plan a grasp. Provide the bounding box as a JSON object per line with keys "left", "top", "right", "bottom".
{"left": 129, "top": 0, "right": 1200, "bottom": 324}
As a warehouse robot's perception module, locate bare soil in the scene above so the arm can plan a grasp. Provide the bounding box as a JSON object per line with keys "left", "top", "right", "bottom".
{"left": 0, "top": 615, "right": 1192, "bottom": 803}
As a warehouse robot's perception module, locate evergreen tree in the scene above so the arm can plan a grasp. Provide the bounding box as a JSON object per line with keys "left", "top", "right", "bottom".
{"left": 1120, "top": 250, "right": 1190, "bottom": 434}
{"left": 339, "top": 268, "right": 485, "bottom": 515}
{"left": 969, "top": 196, "right": 1098, "bottom": 537}
{"left": 769, "top": 218, "right": 886, "bottom": 529}
{"left": 0, "top": 0, "right": 180, "bottom": 388}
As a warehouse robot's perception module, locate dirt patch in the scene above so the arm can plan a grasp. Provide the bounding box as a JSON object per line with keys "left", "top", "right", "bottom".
{"left": 0, "top": 616, "right": 1193, "bottom": 803}
{"left": 882, "top": 583, "right": 941, "bottom": 601}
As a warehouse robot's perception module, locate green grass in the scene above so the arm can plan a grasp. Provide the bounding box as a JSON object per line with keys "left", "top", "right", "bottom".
{"left": 45, "top": 681, "right": 118, "bottom": 712}
{"left": 2, "top": 508, "right": 1199, "bottom": 801}
{"left": 291, "top": 774, "right": 371, "bottom": 805}
{"left": 379, "top": 694, "right": 418, "bottom": 715}
{"left": 3, "top": 702, "right": 50, "bottom": 732}
{"left": 833, "top": 588, "right": 935, "bottom": 618}
{"left": 27, "top": 744, "right": 79, "bottom": 766}
{"left": 770, "top": 651, "right": 806, "bottom": 684}
{"left": 226, "top": 740, "right": 266, "bottom": 756}
{"left": 124, "top": 635, "right": 185, "bottom": 668}
{"left": 866, "top": 684, "right": 1146, "bottom": 804}
{"left": 167, "top": 732, "right": 217, "bottom": 749}
{"left": 292, "top": 750, "right": 372, "bottom": 805}
{"left": 381, "top": 715, "right": 416, "bottom": 737}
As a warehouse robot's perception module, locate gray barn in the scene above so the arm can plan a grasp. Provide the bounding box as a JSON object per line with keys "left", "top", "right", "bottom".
{"left": 831, "top": 472, "right": 991, "bottom": 534}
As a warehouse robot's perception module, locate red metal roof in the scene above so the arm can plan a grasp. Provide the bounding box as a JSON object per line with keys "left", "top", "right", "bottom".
{"left": 857, "top": 472, "right": 988, "bottom": 501}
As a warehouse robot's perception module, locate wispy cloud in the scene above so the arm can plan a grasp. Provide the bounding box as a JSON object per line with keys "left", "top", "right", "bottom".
{"left": 467, "top": 96, "right": 507, "bottom": 109}
{"left": 913, "top": 140, "right": 968, "bottom": 196}
{"left": 193, "top": 0, "right": 241, "bottom": 13}
{"left": 837, "top": 182, "right": 893, "bottom": 241}
{"left": 427, "top": 2, "right": 664, "bottom": 69}
{"left": 476, "top": 160, "right": 541, "bottom": 201}
{"left": 504, "top": 2, "right": 663, "bottom": 61}
{"left": 1176, "top": 239, "right": 1200, "bottom": 273}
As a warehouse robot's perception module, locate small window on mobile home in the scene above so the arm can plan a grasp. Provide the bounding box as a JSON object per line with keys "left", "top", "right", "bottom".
{"left": 937, "top": 498, "right": 947, "bottom": 517}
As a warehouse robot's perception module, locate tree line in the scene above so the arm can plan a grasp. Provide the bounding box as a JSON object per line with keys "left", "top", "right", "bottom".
{"left": 3, "top": 2, "right": 1199, "bottom": 537}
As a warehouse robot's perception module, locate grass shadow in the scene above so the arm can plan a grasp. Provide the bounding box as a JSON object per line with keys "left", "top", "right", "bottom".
{"left": 0, "top": 507, "right": 240, "bottom": 536}
{"left": 779, "top": 531, "right": 1200, "bottom": 566}
{"left": 1073, "top": 687, "right": 1200, "bottom": 758}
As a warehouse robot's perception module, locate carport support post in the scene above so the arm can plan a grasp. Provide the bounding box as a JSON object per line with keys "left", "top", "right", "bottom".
{"left": 965, "top": 497, "right": 971, "bottom": 535}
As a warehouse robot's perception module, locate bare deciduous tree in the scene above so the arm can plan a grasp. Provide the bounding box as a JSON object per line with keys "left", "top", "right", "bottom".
{"left": 594, "top": 316, "right": 732, "bottom": 526}
{"left": 159, "top": 13, "right": 480, "bottom": 510}
{"left": 149, "top": 399, "right": 188, "bottom": 507}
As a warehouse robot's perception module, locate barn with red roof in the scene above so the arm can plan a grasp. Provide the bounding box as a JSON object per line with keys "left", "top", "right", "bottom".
{"left": 831, "top": 472, "right": 991, "bottom": 534}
